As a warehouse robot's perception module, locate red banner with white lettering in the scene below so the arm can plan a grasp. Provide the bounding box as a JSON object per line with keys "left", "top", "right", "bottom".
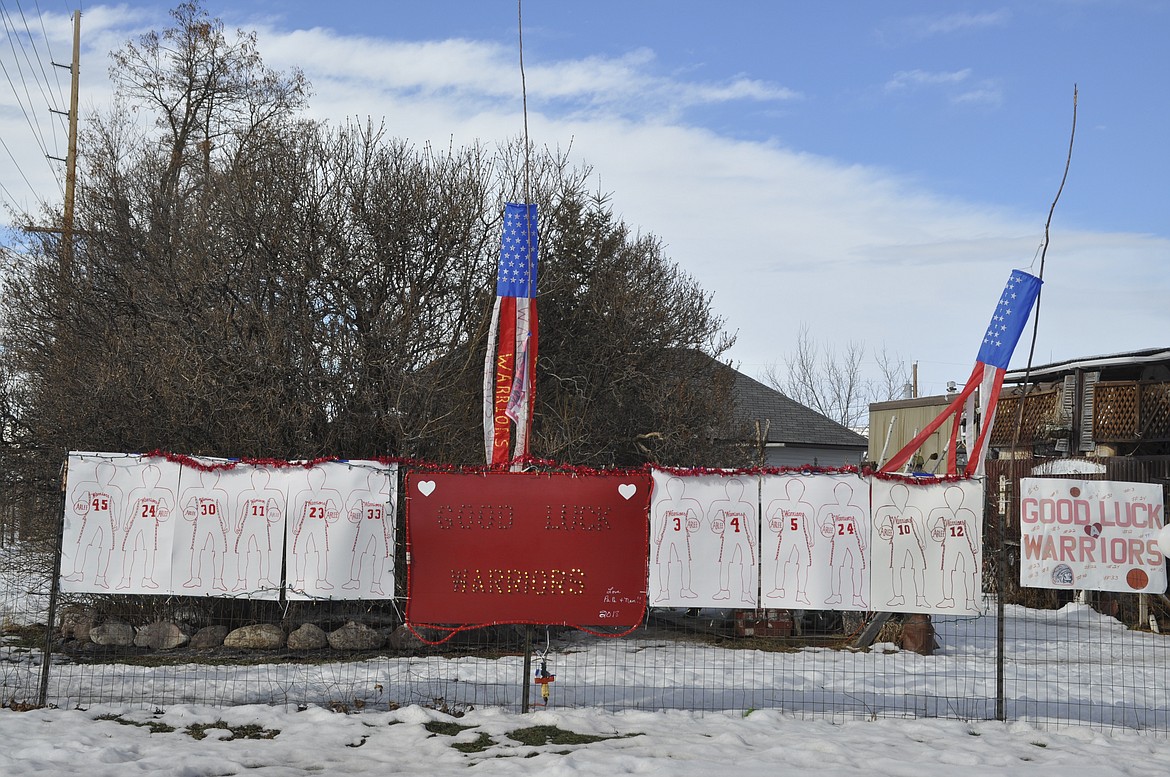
{"left": 405, "top": 472, "right": 650, "bottom": 628}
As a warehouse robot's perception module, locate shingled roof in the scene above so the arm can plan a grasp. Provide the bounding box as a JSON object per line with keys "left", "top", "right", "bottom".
{"left": 726, "top": 364, "right": 868, "bottom": 450}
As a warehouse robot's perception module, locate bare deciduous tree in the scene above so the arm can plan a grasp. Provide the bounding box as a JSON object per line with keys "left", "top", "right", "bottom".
{"left": 766, "top": 324, "right": 908, "bottom": 431}
{"left": 0, "top": 0, "right": 740, "bottom": 519}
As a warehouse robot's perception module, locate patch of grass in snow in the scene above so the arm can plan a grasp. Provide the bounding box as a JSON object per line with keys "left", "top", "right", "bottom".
{"left": 506, "top": 725, "right": 640, "bottom": 747}
{"left": 451, "top": 732, "right": 497, "bottom": 753}
{"left": 421, "top": 720, "right": 498, "bottom": 754}
{"left": 424, "top": 720, "right": 475, "bottom": 737}
{"left": 185, "top": 721, "right": 280, "bottom": 740}
{"left": 0, "top": 625, "right": 44, "bottom": 650}
{"left": 94, "top": 713, "right": 176, "bottom": 733}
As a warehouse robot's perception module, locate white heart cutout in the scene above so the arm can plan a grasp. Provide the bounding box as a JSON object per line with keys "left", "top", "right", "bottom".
{"left": 618, "top": 483, "right": 637, "bottom": 500}
{"left": 417, "top": 480, "right": 436, "bottom": 497}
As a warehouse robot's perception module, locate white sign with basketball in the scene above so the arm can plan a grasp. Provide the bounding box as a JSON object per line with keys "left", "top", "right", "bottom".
{"left": 1019, "top": 478, "right": 1166, "bottom": 593}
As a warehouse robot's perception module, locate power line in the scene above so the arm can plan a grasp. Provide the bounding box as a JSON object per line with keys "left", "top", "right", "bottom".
{"left": 0, "top": 0, "right": 69, "bottom": 210}
{"left": 0, "top": 130, "right": 42, "bottom": 197}
{"left": 12, "top": 0, "right": 65, "bottom": 120}
{"left": 0, "top": 3, "right": 55, "bottom": 159}
{"left": 33, "top": 0, "right": 65, "bottom": 100}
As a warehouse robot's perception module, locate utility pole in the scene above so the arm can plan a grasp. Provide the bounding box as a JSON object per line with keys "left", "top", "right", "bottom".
{"left": 49, "top": 10, "right": 80, "bottom": 279}
{"left": 38, "top": 9, "right": 80, "bottom": 711}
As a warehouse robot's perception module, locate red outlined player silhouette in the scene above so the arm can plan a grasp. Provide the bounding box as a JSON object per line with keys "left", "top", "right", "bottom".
{"left": 179, "top": 469, "right": 231, "bottom": 591}
{"left": 929, "top": 485, "right": 980, "bottom": 610}
{"left": 707, "top": 478, "right": 757, "bottom": 604}
{"left": 63, "top": 461, "right": 124, "bottom": 588}
{"left": 652, "top": 476, "right": 702, "bottom": 602}
{"left": 874, "top": 483, "right": 928, "bottom": 608}
{"left": 818, "top": 480, "right": 868, "bottom": 608}
{"left": 116, "top": 464, "right": 174, "bottom": 591}
{"left": 764, "top": 478, "right": 815, "bottom": 605}
{"left": 232, "top": 469, "right": 285, "bottom": 592}
{"left": 290, "top": 467, "right": 343, "bottom": 592}
{"left": 341, "top": 469, "right": 394, "bottom": 595}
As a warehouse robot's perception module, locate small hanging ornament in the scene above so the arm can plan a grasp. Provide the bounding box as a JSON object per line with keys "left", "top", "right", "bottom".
{"left": 533, "top": 656, "right": 555, "bottom": 705}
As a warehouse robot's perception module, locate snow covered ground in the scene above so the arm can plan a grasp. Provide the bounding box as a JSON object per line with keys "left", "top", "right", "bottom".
{"left": 3, "top": 543, "right": 1170, "bottom": 773}
{"left": 4, "top": 602, "right": 1167, "bottom": 730}
{"left": 4, "top": 700, "right": 1170, "bottom": 776}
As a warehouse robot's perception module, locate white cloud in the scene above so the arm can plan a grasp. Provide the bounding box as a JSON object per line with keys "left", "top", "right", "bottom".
{"left": 881, "top": 10, "right": 1013, "bottom": 44}
{"left": 3, "top": 8, "right": 1163, "bottom": 396}
{"left": 258, "top": 27, "right": 798, "bottom": 126}
{"left": 677, "top": 77, "right": 802, "bottom": 105}
{"left": 952, "top": 85, "right": 1004, "bottom": 107}
{"left": 918, "top": 10, "right": 1012, "bottom": 36}
{"left": 885, "top": 69, "right": 972, "bottom": 92}
{"left": 883, "top": 69, "right": 1001, "bottom": 111}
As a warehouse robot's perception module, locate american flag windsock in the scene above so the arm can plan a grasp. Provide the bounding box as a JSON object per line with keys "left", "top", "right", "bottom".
{"left": 483, "top": 203, "right": 539, "bottom": 466}
{"left": 880, "top": 269, "right": 1042, "bottom": 477}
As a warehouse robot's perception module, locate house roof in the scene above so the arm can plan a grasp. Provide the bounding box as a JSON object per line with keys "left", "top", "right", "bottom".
{"left": 1003, "top": 347, "right": 1170, "bottom": 382}
{"left": 726, "top": 365, "right": 869, "bottom": 450}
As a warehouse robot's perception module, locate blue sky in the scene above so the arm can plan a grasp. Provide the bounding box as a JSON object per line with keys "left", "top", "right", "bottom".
{"left": 2, "top": 1, "right": 1167, "bottom": 396}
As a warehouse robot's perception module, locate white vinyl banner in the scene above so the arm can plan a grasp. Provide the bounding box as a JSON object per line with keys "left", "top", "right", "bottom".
{"left": 649, "top": 471, "right": 761, "bottom": 608}
{"left": 1020, "top": 478, "right": 1166, "bottom": 593}
{"left": 175, "top": 464, "right": 294, "bottom": 600}
{"left": 62, "top": 453, "right": 182, "bottom": 594}
{"left": 172, "top": 460, "right": 267, "bottom": 598}
{"left": 759, "top": 474, "right": 820, "bottom": 608}
{"left": 285, "top": 461, "right": 397, "bottom": 601}
{"left": 760, "top": 473, "right": 872, "bottom": 611}
{"left": 62, "top": 453, "right": 397, "bottom": 600}
{"left": 870, "top": 479, "right": 984, "bottom": 615}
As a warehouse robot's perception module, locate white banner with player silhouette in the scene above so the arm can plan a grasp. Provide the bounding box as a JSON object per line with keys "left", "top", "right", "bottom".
{"left": 649, "top": 471, "right": 761, "bottom": 608}
{"left": 762, "top": 473, "right": 872, "bottom": 611}
{"left": 175, "top": 461, "right": 294, "bottom": 600}
{"left": 61, "top": 453, "right": 397, "bottom": 600}
{"left": 653, "top": 469, "right": 982, "bottom": 614}
{"left": 870, "top": 479, "right": 983, "bottom": 614}
{"left": 284, "top": 461, "right": 397, "bottom": 601}
{"left": 1019, "top": 478, "right": 1165, "bottom": 594}
{"left": 62, "top": 453, "right": 183, "bottom": 595}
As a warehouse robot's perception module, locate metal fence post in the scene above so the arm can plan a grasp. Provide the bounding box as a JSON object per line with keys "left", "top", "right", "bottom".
{"left": 995, "top": 473, "right": 1008, "bottom": 721}
{"left": 521, "top": 625, "right": 532, "bottom": 713}
{"left": 38, "top": 477, "right": 67, "bottom": 707}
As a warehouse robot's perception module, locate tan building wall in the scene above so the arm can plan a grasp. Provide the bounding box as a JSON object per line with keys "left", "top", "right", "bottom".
{"left": 868, "top": 395, "right": 955, "bottom": 471}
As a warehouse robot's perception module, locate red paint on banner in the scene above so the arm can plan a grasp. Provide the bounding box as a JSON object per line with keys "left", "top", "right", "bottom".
{"left": 405, "top": 472, "right": 649, "bottom": 628}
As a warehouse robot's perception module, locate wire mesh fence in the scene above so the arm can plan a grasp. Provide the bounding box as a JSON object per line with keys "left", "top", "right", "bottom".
{"left": 2, "top": 463, "right": 1168, "bottom": 733}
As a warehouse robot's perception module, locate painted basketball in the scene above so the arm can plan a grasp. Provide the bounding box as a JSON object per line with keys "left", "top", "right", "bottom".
{"left": 1126, "top": 568, "right": 1149, "bottom": 590}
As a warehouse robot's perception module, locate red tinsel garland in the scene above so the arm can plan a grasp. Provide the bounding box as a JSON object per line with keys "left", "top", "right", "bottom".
{"left": 142, "top": 449, "right": 974, "bottom": 484}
